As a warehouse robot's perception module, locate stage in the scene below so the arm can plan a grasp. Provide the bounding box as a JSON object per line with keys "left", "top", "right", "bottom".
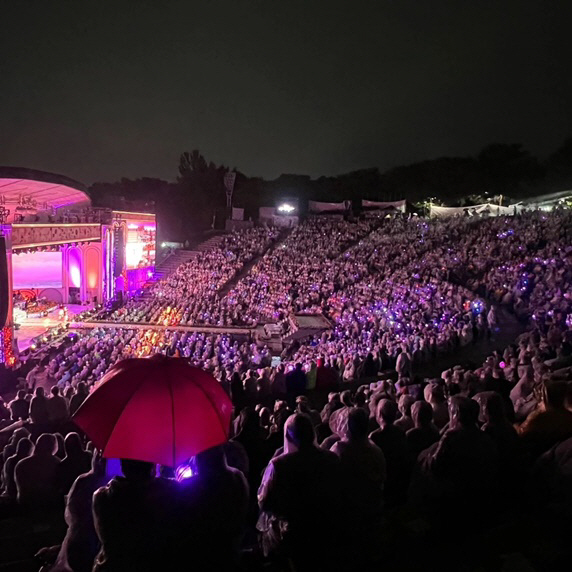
{"left": 14, "top": 304, "right": 94, "bottom": 352}
{"left": 0, "top": 168, "right": 157, "bottom": 367}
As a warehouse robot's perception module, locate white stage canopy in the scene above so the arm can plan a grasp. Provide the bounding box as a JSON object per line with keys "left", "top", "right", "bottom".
{"left": 430, "top": 203, "right": 522, "bottom": 218}
{"left": 362, "top": 199, "right": 406, "bottom": 212}
{"left": 308, "top": 200, "right": 349, "bottom": 213}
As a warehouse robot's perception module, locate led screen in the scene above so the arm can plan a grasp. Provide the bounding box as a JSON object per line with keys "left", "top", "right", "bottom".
{"left": 125, "top": 222, "right": 156, "bottom": 269}
{"left": 12, "top": 251, "right": 63, "bottom": 288}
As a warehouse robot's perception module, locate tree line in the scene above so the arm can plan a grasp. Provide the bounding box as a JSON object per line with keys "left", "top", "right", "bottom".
{"left": 88, "top": 138, "right": 572, "bottom": 242}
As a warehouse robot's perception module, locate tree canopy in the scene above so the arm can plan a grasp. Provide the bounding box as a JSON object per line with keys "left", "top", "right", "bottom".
{"left": 88, "top": 137, "right": 572, "bottom": 240}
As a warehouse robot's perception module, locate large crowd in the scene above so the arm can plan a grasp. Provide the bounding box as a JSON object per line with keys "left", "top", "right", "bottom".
{"left": 100, "top": 226, "right": 280, "bottom": 327}
{"left": 1, "top": 209, "right": 572, "bottom": 570}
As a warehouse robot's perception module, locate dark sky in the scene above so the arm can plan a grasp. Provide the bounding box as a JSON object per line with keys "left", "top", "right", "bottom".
{"left": 1, "top": 0, "right": 571, "bottom": 185}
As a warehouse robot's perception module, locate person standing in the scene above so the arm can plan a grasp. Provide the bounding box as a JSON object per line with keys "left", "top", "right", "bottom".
{"left": 30, "top": 387, "right": 50, "bottom": 425}
{"left": 47, "top": 386, "right": 69, "bottom": 424}
{"left": 258, "top": 414, "right": 343, "bottom": 571}
{"left": 9, "top": 390, "right": 29, "bottom": 421}
{"left": 15, "top": 433, "right": 62, "bottom": 509}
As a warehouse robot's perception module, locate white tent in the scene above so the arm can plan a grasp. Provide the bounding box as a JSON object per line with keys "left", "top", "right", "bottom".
{"left": 308, "top": 200, "right": 349, "bottom": 213}
{"left": 362, "top": 199, "right": 406, "bottom": 212}
{"left": 430, "top": 203, "right": 522, "bottom": 218}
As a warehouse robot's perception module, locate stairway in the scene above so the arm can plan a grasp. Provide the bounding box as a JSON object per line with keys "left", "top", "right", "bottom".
{"left": 152, "top": 250, "right": 198, "bottom": 281}
{"left": 194, "top": 234, "right": 226, "bottom": 252}
{"left": 151, "top": 235, "right": 226, "bottom": 282}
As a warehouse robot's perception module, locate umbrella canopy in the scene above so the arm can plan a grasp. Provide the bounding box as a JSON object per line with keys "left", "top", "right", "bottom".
{"left": 73, "top": 356, "right": 233, "bottom": 467}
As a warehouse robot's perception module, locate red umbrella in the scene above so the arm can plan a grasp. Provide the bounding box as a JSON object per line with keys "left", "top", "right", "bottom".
{"left": 73, "top": 356, "right": 233, "bottom": 467}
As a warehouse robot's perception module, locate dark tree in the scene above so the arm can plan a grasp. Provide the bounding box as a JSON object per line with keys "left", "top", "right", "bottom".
{"left": 477, "top": 143, "right": 543, "bottom": 196}
{"left": 545, "top": 138, "right": 572, "bottom": 189}
{"left": 178, "top": 150, "right": 229, "bottom": 229}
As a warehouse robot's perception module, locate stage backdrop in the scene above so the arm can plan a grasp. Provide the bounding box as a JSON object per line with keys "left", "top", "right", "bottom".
{"left": 125, "top": 221, "right": 156, "bottom": 269}
{"left": 12, "top": 251, "right": 63, "bottom": 289}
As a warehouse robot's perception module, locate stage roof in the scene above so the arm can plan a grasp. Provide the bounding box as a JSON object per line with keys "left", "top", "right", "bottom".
{"left": 0, "top": 167, "right": 90, "bottom": 211}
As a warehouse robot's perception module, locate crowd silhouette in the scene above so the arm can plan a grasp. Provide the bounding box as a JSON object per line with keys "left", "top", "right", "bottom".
{"left": 1, "top": 210, "right": 572, "bottom": 570}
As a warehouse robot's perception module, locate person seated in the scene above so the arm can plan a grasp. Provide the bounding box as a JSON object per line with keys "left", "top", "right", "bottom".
{"left": 15, "top": 433, "right": 62, "bottom": 510}
{"left": 172, "top": 446, "right": 249, "bottom": 570}
{"left": 258, "top": 413, "right": 343, "bottom": 571}
{"left": 369, "top": 399, "right": 411, "bottom": 507}
{"left": 406, "top": 400, "right": 439, "bottom": 459}
{"left": 57, "top": 432, "right": 92, "bottom": 495}
{"left": 93, "top": 459, "right": 176, "bottom": 572}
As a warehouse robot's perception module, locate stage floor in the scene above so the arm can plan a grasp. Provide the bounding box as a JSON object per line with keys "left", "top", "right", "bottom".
{"left": 15, "top": 304, "right": 94, "bottom": 352}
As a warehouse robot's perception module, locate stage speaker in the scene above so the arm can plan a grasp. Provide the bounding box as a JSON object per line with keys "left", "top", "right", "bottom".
{"left": 114, "top": 227, "right": 125, "bottom": 276}
{"left": 0, "top": 237, "right": 9, "bottom": 329}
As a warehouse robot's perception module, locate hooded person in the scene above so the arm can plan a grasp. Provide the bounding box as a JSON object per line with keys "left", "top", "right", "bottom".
{"left": 395, "top": 394, "right": 416, "bottom": 432}
{"left": 406, "top": 401, "right": 439, "bottom": 459}
{"left": 171, "top": 446, "right": 249, "bottom": 570}
{"left": 518, "top": 380, "right": 572, "bottom": 460}
{"left": 395, "top": 344, "right": 412, "bottom": 378}
{"left": 421, "top": 396, "right": 499, "bottom": 527}
{"left": 369, "top": 399, "right": 411, "bottom": 507}
{"left": 474, "top": 391, "right": 521, "bottom": 499}
{"left": 258, "top": 414, "right": 343, "bottom": 570}
{"left": 423, "top": 383, "right": 449, "bottom": 429}
{"left": 331, "top": 408, "right": 386, "bottom": 524}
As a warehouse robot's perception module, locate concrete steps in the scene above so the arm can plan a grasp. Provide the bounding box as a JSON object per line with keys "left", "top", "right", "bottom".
{"left": 194, "top": 234, "right": 226, "bottom": 252}
{"left": 152, "top": 250, "right": 198, "bottom": 281}
{"left": 146, "top": 236, "right": 227, "bottom": 288}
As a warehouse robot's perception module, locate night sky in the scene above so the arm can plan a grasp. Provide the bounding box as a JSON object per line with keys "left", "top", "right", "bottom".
{"left": 1, "top": 0, "right": 571, "bottom": 184}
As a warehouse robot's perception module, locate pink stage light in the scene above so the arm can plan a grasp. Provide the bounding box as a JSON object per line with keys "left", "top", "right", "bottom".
{"left": 69, "top": 249, "right": 82, "bottom": 288}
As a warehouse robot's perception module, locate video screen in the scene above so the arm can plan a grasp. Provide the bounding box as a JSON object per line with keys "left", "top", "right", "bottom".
{"left": 125, "top": 221, "right": 156, "bottom": 269}
{"left": 12, "top": 251, "right": 63, "bottom": 288}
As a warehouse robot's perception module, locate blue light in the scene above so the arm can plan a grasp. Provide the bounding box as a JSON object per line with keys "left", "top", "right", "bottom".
{"left": 175, "top": 461, "right": 197, "bottom": 482}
